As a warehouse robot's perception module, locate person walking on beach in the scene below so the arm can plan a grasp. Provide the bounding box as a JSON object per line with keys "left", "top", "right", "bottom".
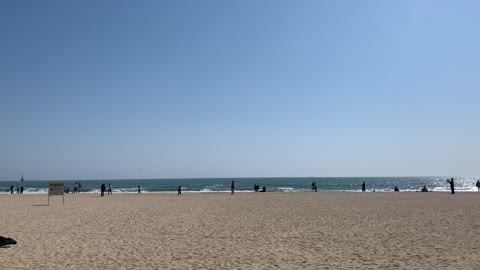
{"left": 20, "top": 185, "right": 24, "bottom": 194}
{"left": 447, "top": 178, "right": 455, "bottom": 194}
{"left": 361, "top": 182, "right": 366, "bottom": 192}
{"left": 231, "top": 180, "right": 235, "bottom": 195}
{"left": 74, "top": 182, "right": 78, "bottom": 193}
{"left": 476, "top": 180, "right": 480, "bottom": 192}
{"left": 100, "top": 183, "right": 106, "bottom": 197}
{"left": 138, "top": 185, "right": 141, "bottom": 194}
{"left": 108, "top": 183, "right": 112, "bottom": 195}
{"left": 314, "top": 182, "right": 317, "bottom": 192}
{"left": 16, "top": 185, "right": 19, "bottom": 194}
{"left": 10, "top": 185, "right": 14, "bottom": 194}
{"left": 78, "top": 182, "right": 82, "bottom": 193}
{"left": 177, "top": 185, "right": 182, "bottom": 196}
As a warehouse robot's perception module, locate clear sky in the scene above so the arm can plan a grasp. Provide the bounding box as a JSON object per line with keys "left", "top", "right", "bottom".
{"left": 1, "top": 0, "right": 479, "bottom": 180}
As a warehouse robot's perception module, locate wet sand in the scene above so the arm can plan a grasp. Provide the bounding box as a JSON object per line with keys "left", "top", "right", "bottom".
{"left": 1, "top": 192, "right": 480, "bottom": 269}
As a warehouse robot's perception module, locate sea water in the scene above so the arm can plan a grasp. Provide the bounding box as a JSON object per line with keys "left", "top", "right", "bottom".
{"left": 0, "top": 177, "right": 479, "bottom": 194}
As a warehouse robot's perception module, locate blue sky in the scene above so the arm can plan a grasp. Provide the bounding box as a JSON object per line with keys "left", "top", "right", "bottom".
{"left": 1, "top": 0, "right": 479, "bottom": 180}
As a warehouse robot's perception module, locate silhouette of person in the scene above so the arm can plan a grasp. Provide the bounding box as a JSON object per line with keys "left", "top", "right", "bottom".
{"left": 231, "top": 180, "right": 235, "bottom": 195}
{"left": 78, "top": 182, "right": 82, "bottom": 193}
{"left": 9, "top": 185, "right": 14, "bottom": 194}
{"left": 20, "top": 186, "right": 24, "bottom": 194}
{"left": 260, "top": 186, "right": 266, "bottom": 192}
{"left": 254, "top": 184, "right": 259, "bottom": 192}
{"left": 311, "top": 182, "right": 315, "bottom": 191}
{"left": 314, "top": 182, "right": 317, "bottom": 192}
{"left": 421, "top": 186, "right": 429, "bottom": 192}
{"left": 138, "top": 185, "right": 141, "bottom": 194}
{"left": 108, "top": 183, "right": 112, "bottom": 195}
{"left": 177, "top": 185, "right": 182, "bottom": 196}
{"left": 394, "top": 186, "right": 399, "bottom": 192}
{"left": 476, "top": 180, "right": 480, "bottom": 192}
{"left": 16, "top": 185, "right": 19, "bottom": 194}
{"left": 100, "top": 183, "right": 106, "bottom": 197}
{"left": 361, "top": 182, "right": 366, "bottom": 192}
{"left": 447, "top": 178, "right": 455, "bottom": 194}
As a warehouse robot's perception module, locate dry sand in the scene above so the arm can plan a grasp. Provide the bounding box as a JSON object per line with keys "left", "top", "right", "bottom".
{"left": 1, "top": 192, "right": 480, "bottom": 269}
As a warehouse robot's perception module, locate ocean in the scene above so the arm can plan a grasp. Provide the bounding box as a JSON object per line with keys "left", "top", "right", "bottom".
{"left": 0, "top": 177, "right": 479, "bottom": 194}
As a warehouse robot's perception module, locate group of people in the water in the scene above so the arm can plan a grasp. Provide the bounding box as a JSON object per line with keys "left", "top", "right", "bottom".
{"left": 8, "top": 185, "right": 23, "bottom": 194}
{"left": 64, "top": 182, "right": 83, "bottom": 194}
{"left": 99, "top": 183, "right": 113, "bottom": 197}
{"left": 253, "top": 184, "right": 266, "bottom": 192}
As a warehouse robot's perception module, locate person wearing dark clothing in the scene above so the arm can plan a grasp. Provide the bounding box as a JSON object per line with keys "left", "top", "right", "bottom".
{"left": 231, "top": 181, "right": 235, "bottom": 195}
{"left": 260, "top": 186, "right": 266, "bottom": 192}
{"left": 313, "top": 182, "right": 317, "bottom": 192}
{"left": 20, "top": 186, "right": 24, "bottom": 194}
{"left": 138, "top": 185, "right": 141, "bottom": 194}
{"left": 100, "top": 183, "right": 106, "bottom": 197}
{"left": 78, "top": 182, "right": 82, "bottom": 193}
{"left": 361, "top": 182, "right": 366, "bottom": 192}
{"left": 311, "top": 182, "right": 315, "bottom": 191}
{"left": 177, "top": 185, "right": 182, "bottom": 196}
{"left": 394, "top": 186, "right": 399, "bottom": 192}
{"left": 447, "top": 178, "right": 455, "bottom": 194}
{"left": 10, "top": 185, "right": 14, "bottom": 194}
{"left": 16, "top": 185, "right": 19, "bottom": 194}
{"left": 476, "top": 180, "right": 480, "bottom": 192}
{"left": 254, "top": 184, "right": 259, "bottom": 192}
{"left": 421, "top": 186, "right": 429, "bottom": 192}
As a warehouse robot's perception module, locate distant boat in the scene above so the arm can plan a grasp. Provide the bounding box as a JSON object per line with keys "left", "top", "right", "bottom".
{"left": 20, "top": 174, "right": 24, "bottom": 182}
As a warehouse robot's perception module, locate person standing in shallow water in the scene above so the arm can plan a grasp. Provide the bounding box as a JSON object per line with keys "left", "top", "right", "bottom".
{"left": 231, "top": 180, "right": 235, "bottom": 195}
{"left": 100, "top": 183, "right": 106, "bottom": 197}
{"left": 447, "top": 178, "right": 455, "bottom": 194}
{"left": 361, "top": 182, "right": 366, "bottom": 192}
{"left": 177, "top": 185, "right": 182, "bottom": 196}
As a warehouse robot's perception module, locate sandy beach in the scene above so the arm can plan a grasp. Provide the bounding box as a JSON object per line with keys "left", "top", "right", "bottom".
{"left": 1, "top": 192, "right": 480, "bottom": 269}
